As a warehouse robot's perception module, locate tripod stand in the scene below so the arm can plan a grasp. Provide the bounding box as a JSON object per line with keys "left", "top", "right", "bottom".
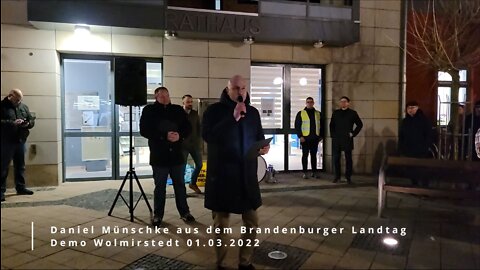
{"left": 108, "top": 105, "right": 152, "bottom": 222}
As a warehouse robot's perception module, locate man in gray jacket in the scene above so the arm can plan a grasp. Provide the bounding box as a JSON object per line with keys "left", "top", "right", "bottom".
{"left": 1, "top": 89, "right": 36, "bottom": 202}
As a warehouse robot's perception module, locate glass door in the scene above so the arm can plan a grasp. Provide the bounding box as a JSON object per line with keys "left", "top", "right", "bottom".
{"left": 250, "top": 64, "right": 324, "bottom": 171}
{"left": 62, "top": 56, "right": 162, "bottom": 181}
{"left": 63, "top": 57, "right": 114, "bottom": 180}
{"left": 117, "top": 62, "right": 162, "bottom": 177}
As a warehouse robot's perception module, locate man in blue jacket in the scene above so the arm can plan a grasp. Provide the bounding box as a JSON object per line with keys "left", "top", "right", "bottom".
{"left": 1, "top": 89, "right": 36, "bottom": 202}
{"left": 140, "top": 87, "right": 194, "bottom": 227}
{"left": 202, "top": 75, "right": 270, "bottom": 270}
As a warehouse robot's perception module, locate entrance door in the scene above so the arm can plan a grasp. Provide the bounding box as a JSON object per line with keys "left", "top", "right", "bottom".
{"left": 62, "top": 56, "right": 162, "bottom": 181}
{"left": 250, "top": 64, "right": 324, "bottom": 171}
{"left": 63, "top": 58, "right": 114, "bottom": 180}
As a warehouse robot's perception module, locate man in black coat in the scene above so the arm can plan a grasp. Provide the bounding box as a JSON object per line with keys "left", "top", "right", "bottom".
{"left": 398, "top": 101, "right": 432, "bottom": 187}
{"left": 399, "top": 101, "right": 432, "bottom": 159}
{"left": 139, "top": 87, "right": 194, "bottom": 227}
{"left": 329, "top": 96, "right": 363, "bottom": 184}
{"left": 1, "top": 89, "right": 36, "bottom": 202}
{"left": 202, "top": 75, "right": 270, "bottom": 270}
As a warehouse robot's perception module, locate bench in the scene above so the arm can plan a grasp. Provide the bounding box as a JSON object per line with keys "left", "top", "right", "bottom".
{"left": 377, "top": 156, "right": 480, "bottom": 217}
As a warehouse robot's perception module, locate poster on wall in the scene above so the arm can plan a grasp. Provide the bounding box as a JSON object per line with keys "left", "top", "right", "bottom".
{"left": 77, "top": 95, "right": 100, "bottom": 110}
{"left": 261, "top": 98, "right": 275, "bottom": 117}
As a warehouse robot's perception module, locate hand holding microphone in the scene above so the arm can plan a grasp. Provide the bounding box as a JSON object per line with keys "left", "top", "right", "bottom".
{"left": 233, "top": 95, "right": 247, "bottom": 121}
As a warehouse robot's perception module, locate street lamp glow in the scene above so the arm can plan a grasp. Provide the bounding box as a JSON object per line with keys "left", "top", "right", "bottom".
{"left": 383, "top": 237, "right": 398, "bottom": 246}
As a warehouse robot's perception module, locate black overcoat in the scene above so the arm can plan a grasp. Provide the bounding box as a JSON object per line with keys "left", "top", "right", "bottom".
{"left": 202, "top": 89, "right": 265, "bottom": 214}
{"left": 139, "top": 102, "right": 191, "bottom": 166}
{"left": 329, "top": 108, "right": 363, "bottom": 151}
{"left": 398, "top": 110, "right": 432, "bottom": 158}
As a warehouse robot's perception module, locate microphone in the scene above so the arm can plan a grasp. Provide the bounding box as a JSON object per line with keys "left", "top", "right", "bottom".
{"left": 237, "top": 96, "right": 246, "bottom": 116}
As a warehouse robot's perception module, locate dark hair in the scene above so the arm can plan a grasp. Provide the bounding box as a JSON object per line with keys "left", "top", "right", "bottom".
{"left": 406, "top": 101, "right": 419, "bottom": 107}
{"left": 475, "top": 100, "right": 480, "bottom": 107}
{"left": 306, "top": 97, "right": 314, "bottom": 101}
{"left": 154, "top": 86, "right": 168, "bottom": 94}
{"left": 182, "top": 94, "right": 192, "bottom": 100}
{"left": 340, "top": 96, "right": 350, "bottom": 102}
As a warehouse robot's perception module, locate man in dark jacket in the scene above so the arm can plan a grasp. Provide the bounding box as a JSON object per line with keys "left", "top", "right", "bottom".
{"left": 1, "top": 89, "right": 36, "bottom": 202}
{"left": 182, "top": 94, "right": 203, "bottom": 194}
{"left": 399, "top": 101, "right": 432, "bottom": 187}
{"left": 294, "top": 97, "right": 323, "bottom": 179}
{"left": 139, "top": 87, "right": 194, "bottom": 227}
{"left": 202, "top": 75, "right": 269, "bottom": 270}
{"left": 399, "top": 101, "right": 432, "bottom": 158}
{"left": 329, "top": 96, "right": 363, "bottom": 184}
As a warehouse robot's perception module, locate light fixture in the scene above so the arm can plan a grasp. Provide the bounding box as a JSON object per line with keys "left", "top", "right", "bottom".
{"left": 164, "top": 30, "right": 178, "bottom": 40}
{"left": 382, "top": 237, "right": 398, "bottom": 247}
{"left": 313, "top": 40, "right": 324, "bottom": 48}
{"left": 243, "top": 36, "right": 254, "bottom": 45}
{"left": 299, "top": 77, "right": 307, "bottom": 86}
{"left": 273, "top": 77, "right": 283, "bottom": 85}
{"left": 74, "top": 24, "right": 90, "bottom": 36}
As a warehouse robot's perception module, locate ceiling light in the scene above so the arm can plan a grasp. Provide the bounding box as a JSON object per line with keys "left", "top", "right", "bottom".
{"left": 299, "top": 77, "right": 307, "bottom": 86}
{"left": 273, "top": 77, "right": 283, "bottom": 85}
{"left": 243, "top": 36, "right": 254, "bottom": 45}
{"left": 164, "top": 30, "right": 178, "bottom": 40}
{"left": 313, "top": 41, "right": 324, "bottom": 48}
{"left": 382, "top": 237, "right": 398, "bottom": 247}
{"left": 74, "top": 24, "right": 90, "bottom": 36}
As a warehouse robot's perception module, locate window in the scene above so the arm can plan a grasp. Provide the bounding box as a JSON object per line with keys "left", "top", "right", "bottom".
{"left": 250, "top": 64, "right": 324, "bottom": 171}
{"left": 437, "top": 70, "right": 467, "bottom": 126}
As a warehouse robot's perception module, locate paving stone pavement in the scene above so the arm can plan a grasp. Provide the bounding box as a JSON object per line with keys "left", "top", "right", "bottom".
{"left": 1, "top": 173, "right": 479, "bottom": 269}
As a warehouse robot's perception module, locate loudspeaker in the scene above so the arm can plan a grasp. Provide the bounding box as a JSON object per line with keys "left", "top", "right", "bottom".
{"left": 114, "top": 57, "right": 147, "bottom": 106}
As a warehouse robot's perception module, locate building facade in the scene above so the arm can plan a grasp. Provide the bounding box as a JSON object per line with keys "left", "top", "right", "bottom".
{"left": 1, "top": 0, "right": 403, "bottom": 187}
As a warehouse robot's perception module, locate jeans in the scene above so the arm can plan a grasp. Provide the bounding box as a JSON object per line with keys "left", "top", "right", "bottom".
{"left": 1, "top": 141, "right": 27, "bottom": 195}
{"left": 333, "top": 148, "right": 353, "bottom": 180}
{"left": 301, "top": 139, "right": 319, "bottom": 173}
{"left": 183, "top": 147, "right": 203, "bottom": 186}
{"left": 212, "top": 210, "right": 258, "bottom": 267}
{"left": 152, "top": 165, "right": 190, "bottom": 219}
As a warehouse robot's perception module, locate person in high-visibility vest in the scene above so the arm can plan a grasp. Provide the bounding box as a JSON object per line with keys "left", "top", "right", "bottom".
{"left": 294, "top": 97, "right": 323, "bottom": 179}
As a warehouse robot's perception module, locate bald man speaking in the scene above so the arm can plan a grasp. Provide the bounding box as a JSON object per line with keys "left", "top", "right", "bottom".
{"left": 202, "top": 75, "right": 270, "bottom": 270}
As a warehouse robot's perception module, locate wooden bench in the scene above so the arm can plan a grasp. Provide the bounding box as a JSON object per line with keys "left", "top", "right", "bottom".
{"left": 377, "top": 156, "right": 480, "bottom": 217}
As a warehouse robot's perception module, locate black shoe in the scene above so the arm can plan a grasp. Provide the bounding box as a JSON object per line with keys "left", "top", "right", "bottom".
{"left": 302, "top": 173, "right": 308, "bottom": 179}
{"left": 181, "top": 212, "right": 195, "bottom": 223}
{"left": 346, "top": 179, "right": 352, "bottom": 184}
{"left": 17, "top": 188, "right": 34, "bottom": 195}
{"left": 332, "top": 178, "right": 340, "bottom": 183}
{"left": 216, "top": 265, "right": 227, "bottom": 270}
{"left": 1, "top": 194, "right": 5, "bottom": 202}
{"left": 238, "top": 264, "right": 255, "bottom": 270}
{"left": 152, "top": 216, "right": 162, "bottom": 227}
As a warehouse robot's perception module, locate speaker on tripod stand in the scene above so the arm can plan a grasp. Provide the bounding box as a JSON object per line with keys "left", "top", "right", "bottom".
{"left": 108, "top": 57, "right": 152, "bottom": 222}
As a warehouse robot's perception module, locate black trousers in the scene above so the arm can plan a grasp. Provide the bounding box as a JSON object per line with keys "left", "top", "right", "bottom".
{"left": 301, "top": 139, "right": 319, "bottom": 173}
{"left": 333, "top": 147, "right": 352, "bottom": 180}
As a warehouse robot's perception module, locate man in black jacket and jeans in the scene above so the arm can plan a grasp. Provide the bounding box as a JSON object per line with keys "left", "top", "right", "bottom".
{"left": 329, "top": 96, "right": 363, "bottom": 184}
{"left": 140, "top": 87, "right": 194, "bottom": 227}
{"left": 1, "top": 89, "right": 35, "bottom": 202}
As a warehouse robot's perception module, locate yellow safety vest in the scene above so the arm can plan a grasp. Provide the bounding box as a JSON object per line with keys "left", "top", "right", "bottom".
{"left": 301, "top": 110, "right": 320, "bottom": 136}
